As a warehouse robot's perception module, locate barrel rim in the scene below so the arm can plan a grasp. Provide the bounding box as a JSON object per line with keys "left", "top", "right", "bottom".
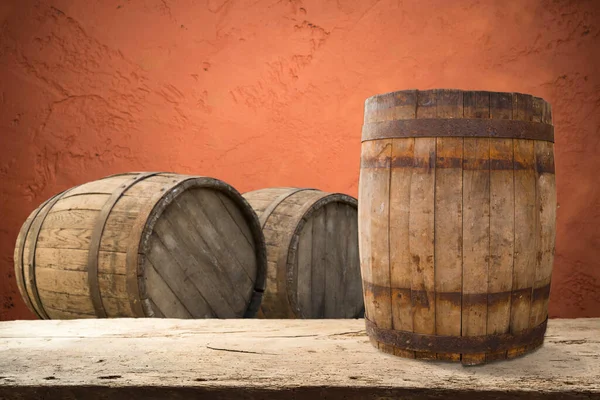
{"left": 130, "top": 174, "right": 268, "bottom": 319}
{"left": 362, "top": 89, "right": 554, "bottom": 143}
{"left": 363, "top": 88, "right": 551, "bottom": 109}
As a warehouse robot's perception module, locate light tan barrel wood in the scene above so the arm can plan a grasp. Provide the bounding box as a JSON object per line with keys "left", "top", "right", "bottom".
{"left": 243, "top": 187, "right": 364, "bottom": 319}
{"left": 359, "top": 89, "right": 556, "bottom": 365}
{"left": 13, "top": 172, "right": 267, "bottom": 319}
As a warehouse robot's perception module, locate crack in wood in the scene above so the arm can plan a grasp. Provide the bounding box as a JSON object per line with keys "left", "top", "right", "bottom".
{"left": 205, "top": 345, "right": 277, "bottom": 355}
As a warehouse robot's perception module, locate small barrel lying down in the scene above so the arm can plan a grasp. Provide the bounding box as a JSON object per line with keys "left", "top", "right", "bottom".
{"left": 14, "top": 172, "right": 267, "bottom": 320}
{"left": 242, "top": 187, "right": 364, "bottom": 319}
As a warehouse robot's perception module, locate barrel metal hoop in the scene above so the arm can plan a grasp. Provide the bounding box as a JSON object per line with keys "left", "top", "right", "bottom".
{"left": 88, "top": 172, "right": 161, "bottom": 318}
{"left": 258, "top": 188, "right": 317, "bottom": 229}
{"left": 362, "top": 280, "right": 551, "bottom": 308}
{"left": 242, "top": 289, "right": 264, "bottom": 318}
{"left": 25, "top": 188, "right": 75, "bottom": 319}
{"left": 365, "top": 317, "right": 548, "bottom": 354}
{"left": 361, "top": 119, "right": 554, "bottom": 143}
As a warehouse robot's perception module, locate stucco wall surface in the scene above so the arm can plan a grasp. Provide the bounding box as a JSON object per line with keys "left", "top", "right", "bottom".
{"left": 0, "top": 0, "right": 598, "bottom": 320}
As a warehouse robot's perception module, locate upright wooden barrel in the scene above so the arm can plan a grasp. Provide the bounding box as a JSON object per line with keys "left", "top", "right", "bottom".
{"left": 14, "top": 172, "right": 267, "bottom": 320}
{"left": 359, "top": 89, "right": 556, "bottom": 365}
{"left": 242, "top": 188, "right": 364, "bottom": 319}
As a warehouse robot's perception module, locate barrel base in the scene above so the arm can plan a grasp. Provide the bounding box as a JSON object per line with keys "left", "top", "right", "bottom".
{"left": 365, "top": 317, "right": 548, "bottom": 366}
{"left": 368, "top": 337, "right": 545, "bottom": 366}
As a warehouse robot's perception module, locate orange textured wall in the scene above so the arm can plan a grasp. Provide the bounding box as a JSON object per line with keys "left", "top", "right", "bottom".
{"left": 1, "top": 0, "right": 599, "bottom": 320}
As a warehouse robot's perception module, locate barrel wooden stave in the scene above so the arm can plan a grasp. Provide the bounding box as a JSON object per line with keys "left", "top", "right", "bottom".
{"left": 14, "top": 172, "right": 267, "bottom": 320}
{"left": 359, "top": 89, "right": 556, "bottom": 365}
{"left": 243, "top": 188, "right": 364, "bottom": 319}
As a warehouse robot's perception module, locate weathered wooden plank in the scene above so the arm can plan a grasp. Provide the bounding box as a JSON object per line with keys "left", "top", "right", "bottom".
{"left": 62, "top": 175, "right": 134, "bottom": 197}
{"left": 487, "top": 137, "right": 515, "bottom": 361}
{"left": 509, "top": 139, "right": 536, "bottom": 357}
{"left": 359, "top": 138, "right": 393, "bottom": 352}
{"left": 324, "top": 203, "right": 340, "bottom": 318}
{"left": 406, "top": 89, "right": 437, "bottom": 360}
{"left": 384, "top": 91, "right": 417, "bottom": 353}
{"left": 295, "top": 218, "right": 313, "bottom": 317}
{"left": 184, "top": 189, "right": 257, "bottom": 284}
{"left": 507, "top": 93, "right": 538, "bottom": 359}
{"left": 487, "top": 92, "right": 516, "bottom": 362}
{"left": 216, "top": 192, "right": 256, "bottom": 248}
{"left": 433, "top": 89, "right": 463, "bottom": 362}
{"left": 34, "top": 226, "right": 132, "bottom": 253}
{"left": 34, "top": 248, "right": 127, "bottom": 275}
{"left": 335, "top": 204, "right": 349, "bottom": 318}
{"left": 119, "top": 176, "right": 183, "bottom": 198}
{"left": 0, "top": 318, "right": 598, "bottom": 399}
{"left": 310, "top": 206, "right": 327, "bottom": 318}
{"left": 389, "top": 138, "right": 415, "bottom": 359}
{"left": 44, "top": 305, "right": 95, "bottom": 319}
{"left": 35, "top": 267, "right": 128, "bottom": 299}
{"left": 408, "top": 137, "right": 436, "bottom": 360}
{"left": 344, "top": 204, "right": 363, "bottom": 319}
{"left": 531, "top": 140, "right": 556, "bottom": 327}
{"left": 143, "top": 259, "right": 193, "bottom": 319}
{"left": 145, "top": 232, "right": 215, "bottom": 318}
{"left": 433, "top": 137, "right": 463, "bottom": 361}
{"left": 51, "top": 193, "right": 111, "bottom": 211}
{"left": 462, "top": 91, "right": 490, "bottom": 366}
{"left": 37, "top": 288, "right": 95, "bottom": 315}
{"left": 152, "top": 209, "right": 238, "bottom": 318}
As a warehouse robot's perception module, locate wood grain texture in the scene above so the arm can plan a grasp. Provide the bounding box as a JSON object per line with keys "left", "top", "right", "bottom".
{"left": 461, "top": 91, "right": 491, "bottom": 366}
{"left": 409, "top": 89, "right": 437, "bottom": 359}
{"left": 433, "top": 89, "right": 463, "bottom": 361}
{"left": 0, "top": 318, "right": 598, "bottom": 399}
{"left": 296, "top": 218, "right": 313, "bottom": 317}
{"left": 343, "top": 204, "right": 363, "bottom": 319}
{"left": 359, "top": 139, "right": 393, "bottom": 352}
{"left": 389, "top": 138, "right": 415, "bottom": 359}
{"left": 243, "top": 188, "right": 363, "bottom": 319}
{"left": 487, "top": 92, "right": 516, "bottom": 362}
{"left": 531, "top": 141, "right": 556, "bottom": 326}
{"left": 359, "top": 89, "right": 556, "bottom": 365}
{"left": 382, "top": 91, "right": 419, "bottom": 358}
{"left": 509, "top": 139, "right": 536, "bottom": 351}
{"left": 14, "top": 173, "right": 265, "bottom": 320}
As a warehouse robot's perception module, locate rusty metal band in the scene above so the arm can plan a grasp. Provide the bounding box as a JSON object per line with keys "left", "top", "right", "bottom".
{"left": 365, "top": 317, "right": 548, "bottom": 354}
{"left": 16, "top": 191, "right": 66, "bottom": 319}
{"left": 362, "top": 280, "right": 551, "bottom": 308}
{"left": 258, "top": 188, "right": 316, "bottom": 229}
{"left": 243, "top": 289, "right": 264, "bottom": 319}
{"left": 26, "top": 188, "right": 76, "bottom": 319}
{"left": 361, "top": 119, "right": 554, "bottom": 143}
{"left": 88, "top": 172, "right": 161, "bottom": 318}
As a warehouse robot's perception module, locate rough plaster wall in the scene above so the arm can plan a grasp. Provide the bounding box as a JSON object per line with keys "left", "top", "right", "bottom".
{"left": 0, "top": 0, "right": 598, "bottom": 320}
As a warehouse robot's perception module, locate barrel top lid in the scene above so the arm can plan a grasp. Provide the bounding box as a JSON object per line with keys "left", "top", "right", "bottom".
{"left": 362, "top": 88, "right": 554, "bottom": 142}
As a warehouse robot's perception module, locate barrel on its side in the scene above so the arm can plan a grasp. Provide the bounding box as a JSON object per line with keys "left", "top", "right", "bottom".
{"left": 14, "top": 172, "right": 267, "bottom": 320}
{"left": 359, "top": 89, "right": 556, "bottom": 365}
{"left": 243, "top": 188, "right": 364, "bottom": 319}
